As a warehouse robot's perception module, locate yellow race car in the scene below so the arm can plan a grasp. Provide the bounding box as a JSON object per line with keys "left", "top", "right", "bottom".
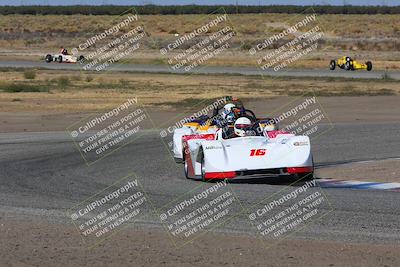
{"left": 330, "top": 56, "right": 372, "bottom": 71}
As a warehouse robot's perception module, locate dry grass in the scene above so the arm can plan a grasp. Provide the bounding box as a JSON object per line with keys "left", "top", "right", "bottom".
{"left": 0, "top": 68, "right": 398, "bottom": 113}
{"left": 0, "top": 13, "right": 399, "bottom": 71}
{"left": 1, "top": 13, "right": 399, "bottom": 39}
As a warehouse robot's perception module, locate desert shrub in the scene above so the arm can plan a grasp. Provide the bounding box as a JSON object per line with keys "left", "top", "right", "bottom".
{"left": 23, "top": 69, "right": 36, "bottom": 79}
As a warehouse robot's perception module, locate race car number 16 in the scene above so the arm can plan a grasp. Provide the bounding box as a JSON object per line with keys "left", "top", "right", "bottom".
{"left": 250, "top": 149, "right": 266, "bottom": 156}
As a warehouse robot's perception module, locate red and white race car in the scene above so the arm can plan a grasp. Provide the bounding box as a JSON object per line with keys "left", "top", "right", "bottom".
{"left": 172, "top": 104, "right": 256, "bottom": 163}
{"left": 182, "top": 126, "right": 313, "bottom": 181}
{"left": 45, "top": 53, "right": 85, "bottom": 63}
{"left": 174, "top": 106, "right": 314, "bottom": 181}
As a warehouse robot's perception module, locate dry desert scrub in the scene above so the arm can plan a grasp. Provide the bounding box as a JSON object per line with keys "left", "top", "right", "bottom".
{"left": 0, "top": 68, "right": 398, "bottom": 112}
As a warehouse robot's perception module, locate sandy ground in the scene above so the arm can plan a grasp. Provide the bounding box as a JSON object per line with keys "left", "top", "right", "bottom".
{"left": 1, "top": 217, "right": 399, "bottom": 267}
{"left": 316, "top": 158, "right": 400, "bottom": 183}
{"left": 1, "top": 96, "right": 400, "bottom": 133}
{"left": 1, "top": 96, "right": 399, "bottom": 266}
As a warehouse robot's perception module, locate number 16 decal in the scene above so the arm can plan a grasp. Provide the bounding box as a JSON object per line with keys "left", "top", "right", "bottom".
{"left": 250, "top": 149, "right": 266, "bottom": 156}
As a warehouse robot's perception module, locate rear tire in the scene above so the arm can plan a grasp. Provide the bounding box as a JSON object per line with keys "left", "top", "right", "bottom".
{"left": 297, "top": 156, "right": 314, "bottom": 181}
{"left": 78, "top": 55, "right": 85, "bottom": 63}
{"left": 366, "top": 61, "right": 372, "bottom": 71}
{"left": 329, "top": 60, "right": 336, "bottom": 70}
{"left": 297, "top": 172, "right": 314, "bottom": 181}
{"left": 184, "top": 158, "right": 190, "bottom": 179}
{"left": 45, "top": 54, "right": 52, "bottom": 63}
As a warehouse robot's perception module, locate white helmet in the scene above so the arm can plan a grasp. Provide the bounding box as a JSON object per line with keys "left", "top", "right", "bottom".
{"left": 222, "top": 103, "right": 235, "bottom": 117}
{"left": 234, "top": 117, "right": 252, "bottom": 137}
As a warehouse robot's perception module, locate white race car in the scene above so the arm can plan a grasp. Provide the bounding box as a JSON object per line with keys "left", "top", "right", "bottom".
{"left": 182, "top": 124, "right": 314, "bottom": 182}
{"left": 173, "top": 122, "right": 218, "bottom": 163}
{"left": 172, "top": 104, "right": 258, "bottom": 163}
{"left": 45, "top": 53, "right": 85, "bottom": 63}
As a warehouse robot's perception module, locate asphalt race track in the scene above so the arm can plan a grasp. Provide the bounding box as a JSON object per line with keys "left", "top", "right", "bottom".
{"left": 1, "top": 122, "right": 400, "bottom": 245}
{"left": 1, "top": 60, "right": 400, "bottom": 80}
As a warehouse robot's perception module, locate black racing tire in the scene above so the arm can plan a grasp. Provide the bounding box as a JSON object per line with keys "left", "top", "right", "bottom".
{"left": 296, "top": 172, "right": 314, "bottom": 181}
{"left": 183, "top": 157, "right": 190, "bottom": 179}
{"left": 296, "top": 156, "right": 314, "bottom": 181}
{"left": 78, "top": 55, "right": 85, "bottom": 63}
{"left": 45, "top": 54, "right": 53, "bottom": 63}
{"left": 198, "top": 148, "right": 207, "bottom": 182}
{"left": 58, "top": 55, "right": 63, "bottom": 63}
{"left": 329, "top": 60, "right": 336, "bottom": 70}
{"left": 183, "top": 146, "right": 192, "bottom": 179}
{"left": 174, "top": 157, "right": 183, "bottom": 164}
{"left": 344, "top": 61, "right": 352, "bottom": 71}
{"left": 366, "top": 61, "right": 372, "bottom": 71}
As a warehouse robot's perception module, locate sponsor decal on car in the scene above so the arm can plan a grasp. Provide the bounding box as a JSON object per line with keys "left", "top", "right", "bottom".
{"left": 293, "top": 141, "right": 309, "bottom": 146}
{"left": 204, "top": 145, "right": 222, "bottom": 150}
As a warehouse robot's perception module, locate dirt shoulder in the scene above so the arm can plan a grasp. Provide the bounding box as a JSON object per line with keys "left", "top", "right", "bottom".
{"left": 316, "top": 158, "right": 400, "bottom": 183}
{"left": 1, "top": 217, "right": 398, "bottom": 267}
{"left": 1, "top": 96, "right": 399, "bottom": 133}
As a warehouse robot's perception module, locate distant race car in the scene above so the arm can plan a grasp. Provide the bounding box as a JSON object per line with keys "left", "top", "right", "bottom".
{"left": 182, "top": 124, "right": 314, "bottom": 182}
{"left": 45, "top": 53, "right": 85, "bottom": 63}
{"left": 330, "top": 56, "right": 372, "bottom": 71}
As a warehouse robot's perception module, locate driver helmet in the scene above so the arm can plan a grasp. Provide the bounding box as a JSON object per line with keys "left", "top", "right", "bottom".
{"left": 222, "top": 103, "right": 236, "bottom": 122}
{"left": 234, "top": 117, "right": 252, "bottom": 137}
{"left": 222, "top": 103, "right": 235, "bottom": 117}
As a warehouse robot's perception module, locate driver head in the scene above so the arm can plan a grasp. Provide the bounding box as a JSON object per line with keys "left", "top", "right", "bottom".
{"left": 222, "top": 103, "right": 236, "bottom": 120}
{"left": 234, "top": 117, "right": 252, "bottom": 137}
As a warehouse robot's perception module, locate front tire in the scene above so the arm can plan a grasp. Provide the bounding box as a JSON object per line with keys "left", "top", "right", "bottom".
{"left": 366, "top": 61, "right": 372, "bottom": 71}
{"left": 78, "top": 55, "right": 85, "bottom": 63}
{"left": 184, "top": 158, "right": 190, "bottom": 179}
{"left": 183, "top": 147, "right": 193, "bottom": 179}
{"left": 58, "top": 55, "right": 63, "bottom": 63}
{"left": 201, "top": 156, "right": 206, "bottom": 182}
